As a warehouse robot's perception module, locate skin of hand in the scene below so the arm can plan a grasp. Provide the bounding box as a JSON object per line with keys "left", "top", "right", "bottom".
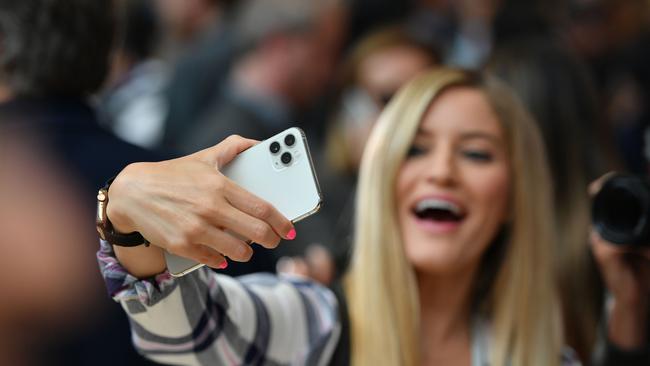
{"left": 106, "top": 135, "right": 296, "bottom": 278}
{"left": 589, "top": 173, "right": 650, "bottom": 349}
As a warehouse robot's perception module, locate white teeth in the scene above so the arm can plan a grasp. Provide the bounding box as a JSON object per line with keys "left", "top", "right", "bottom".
{"left": 415, "top": 199, "right": 462, "bottom": 215}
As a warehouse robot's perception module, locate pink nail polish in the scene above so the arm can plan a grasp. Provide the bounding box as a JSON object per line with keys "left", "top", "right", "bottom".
{"left": 286, "top": 228, "right": 297, "bottom": 240}
{"left": 218, "top": 260, "right": 228, "bottom": 269}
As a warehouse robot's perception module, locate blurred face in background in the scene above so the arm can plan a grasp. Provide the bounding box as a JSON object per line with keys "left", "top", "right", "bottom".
{"left": 154, "top": 0, "right": 218, "bottom": 41}
{"left": 395, "top": 87, "right": 510, "bottom": 275}
{"left": 286, "top": 5, "right": 346, "bottom": 107}
{"left": 359, "top": 45, "right": 435, "bottom": 110}
{"left": 343, "top": 45, "right": 435, "bottom": 170}
{"left": 0, "top": 132, "right": 99, "bottom": 360}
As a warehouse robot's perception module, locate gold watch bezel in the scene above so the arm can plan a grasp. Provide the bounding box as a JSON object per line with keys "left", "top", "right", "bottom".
{"left": 96, "top": 188, "right": 108, "bottom": 240}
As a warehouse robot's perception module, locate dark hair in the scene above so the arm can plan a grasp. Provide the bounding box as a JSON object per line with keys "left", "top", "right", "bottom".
{"left": 119, "top": 0, "right": 159, "bottom": 62}
{"left": 488, "top": 36, "right": 601, "bottom": 200}
{"left": 0, "top": 0, "right": 115, "bottom": 97}
{"left": 488, "top": 35, "right": 605, "bottom": 362}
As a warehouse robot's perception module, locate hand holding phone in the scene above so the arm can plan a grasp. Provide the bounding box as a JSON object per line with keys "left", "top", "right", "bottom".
{"left": 165, "top": 127, "right": 322, "bottom": 276}
{"left": 108, "top": 133, "right": 306, "bottom": 279}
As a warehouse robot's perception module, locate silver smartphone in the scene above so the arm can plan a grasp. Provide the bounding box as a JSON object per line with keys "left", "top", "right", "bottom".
{"left": 165, "top": 127, "right": 323, "bottom": 277}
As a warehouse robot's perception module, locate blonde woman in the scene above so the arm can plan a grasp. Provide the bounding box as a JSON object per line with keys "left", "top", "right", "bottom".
{"left": 98, "top": 68, "right": 579, "bottom": 365}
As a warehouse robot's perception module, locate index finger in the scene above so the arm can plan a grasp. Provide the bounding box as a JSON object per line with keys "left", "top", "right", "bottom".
{"left": 195, "top": 135, "right": 260, "bottom": 168}
{"left": 224, "top": 178, "right": 295, "bottom": 240}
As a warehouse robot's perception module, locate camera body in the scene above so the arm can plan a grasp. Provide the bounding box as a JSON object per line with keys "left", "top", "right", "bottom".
{"left": 592, "top": 174, "right": 650, "bottom": 247}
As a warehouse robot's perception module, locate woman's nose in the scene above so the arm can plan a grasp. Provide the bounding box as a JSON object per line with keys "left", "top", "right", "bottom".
{"left": 425, "top": 147, "right": 456, "bottom": 186}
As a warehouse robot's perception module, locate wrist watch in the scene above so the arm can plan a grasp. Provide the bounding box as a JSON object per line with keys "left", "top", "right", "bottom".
{"left": 96, "top": 178, "right": 149, "bottom": 247}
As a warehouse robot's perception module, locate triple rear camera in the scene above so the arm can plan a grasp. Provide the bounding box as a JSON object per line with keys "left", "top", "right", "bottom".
{"left": 269, "top": 134, "right": 296, "bottom": 166}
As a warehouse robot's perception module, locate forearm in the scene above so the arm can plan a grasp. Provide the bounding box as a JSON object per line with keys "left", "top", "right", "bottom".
{"left": 114, "top": 245, "right": 166, "bottom": 279}
{"left": 98, "top": 240, "right": 341, "bottom": 365}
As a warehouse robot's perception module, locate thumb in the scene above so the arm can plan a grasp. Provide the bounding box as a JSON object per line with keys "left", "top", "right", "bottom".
{"left": 195, "top": 135, "right": 259, "bottom": 168}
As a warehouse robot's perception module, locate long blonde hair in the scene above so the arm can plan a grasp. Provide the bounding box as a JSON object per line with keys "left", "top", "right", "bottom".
{"left": 344, "top": 68, "right": 563, "bottom": 366}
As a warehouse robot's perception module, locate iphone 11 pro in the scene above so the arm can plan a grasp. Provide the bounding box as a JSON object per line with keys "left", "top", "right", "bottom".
{"left": 165, "top": 127, "right": 322, "bottom": 276}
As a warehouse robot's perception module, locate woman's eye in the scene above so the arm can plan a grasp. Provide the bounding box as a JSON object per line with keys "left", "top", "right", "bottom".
{"left": 406, "top": 145, "right": 427, "bottom": 158}
{"left": 462, "top": 150, "right": 493, "bottom": 162}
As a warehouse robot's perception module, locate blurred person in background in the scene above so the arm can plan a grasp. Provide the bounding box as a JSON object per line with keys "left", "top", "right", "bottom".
{"left": 99, "top": 0, "right": 169, "bottom": 149}
{"left": 179, "top": 0, "right": 346, "bottom": 153}
{"left": 97, "top": 68, "right": 580, "bottom": 365}
{"left": 155, "top": 0, "right": 227, "bottom": 45}
{"left": 567, "top": 0, "right": 650, "bottom": 176}
{"left": 326, "top": 26, "right": 440, "bottom": 179}
{"left": 550, "top": 2, "right": 650, "bottom": 363}
{"left": 174, "top": 0, "right": 347, "bottom": 265}
{"left": 157, "top": 0, "right": 240, "bottom": 150}
{"left": 0, "top": 0, "right": 165, "bottom": 364}
{"left": 489, "top": 29, "right": 649, "bottom": 364}
{"left": 281, "top": 25, "right": 440, "bottom": 281}
{"left": 443, "top": 0, "right": 500, "bottom": 68}
{"left": 589, "top": 178, "right": 650, "bottom": 366}
{"left": 0, "top": 127, "right": 97, "bottom": 366}
{"left": 405, "top": 0, "right": 503, "bottom": 69}
{"left": 488, "top": 35, "right": 603, "bottom": 362}
{"left": 345, "top": 0, "right": 413, "bottom": 46}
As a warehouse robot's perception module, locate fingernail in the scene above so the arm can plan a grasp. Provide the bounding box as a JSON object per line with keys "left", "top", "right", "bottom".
{"left": 286, "top": 228, "right": 297, "bottom": 240}
{"left": 218, "top": 260, "right": 228, "bottom": 269}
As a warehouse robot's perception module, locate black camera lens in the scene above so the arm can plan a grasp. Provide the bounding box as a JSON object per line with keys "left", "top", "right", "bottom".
{"left": 592, "top": 174, "right": 650, "bottom": 247}
{"left": 281, "top": 152, "right": 292, "bottom": 165}
{"left": 269, "top": 141, "right": 281, "bottom": 154}
{"left": 284, "top": 134, "right": 296, "bottom": 147}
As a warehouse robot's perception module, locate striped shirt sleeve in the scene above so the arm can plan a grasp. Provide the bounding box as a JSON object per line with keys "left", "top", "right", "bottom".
{"left": 97, "top": 240, "right": 341, "bottom": 366}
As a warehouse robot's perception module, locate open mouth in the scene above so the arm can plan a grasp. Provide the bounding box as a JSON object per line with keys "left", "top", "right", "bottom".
{"left": 412, "top": 198, "right": 466, "bottom": 223}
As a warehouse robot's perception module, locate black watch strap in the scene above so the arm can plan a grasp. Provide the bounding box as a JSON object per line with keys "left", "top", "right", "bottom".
{"left": 103, "top": 227, "right": 149, "bottom": 247}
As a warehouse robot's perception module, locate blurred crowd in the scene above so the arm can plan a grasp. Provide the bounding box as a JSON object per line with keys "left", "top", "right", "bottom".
{"left": 0, "top": 0, "right": 649, "bottom": 365}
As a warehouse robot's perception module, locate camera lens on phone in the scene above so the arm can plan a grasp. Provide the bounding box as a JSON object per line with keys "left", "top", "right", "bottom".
{"left": 284, "top": 134, "right": 296, "bottom": 147}
{"left": 281, "top": 152, "right": 292, "bottom": 165}
{"left": 270, "top": 141, "right": 281, "bottom": 154}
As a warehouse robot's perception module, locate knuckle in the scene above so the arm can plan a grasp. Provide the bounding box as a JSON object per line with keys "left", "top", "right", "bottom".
{"left": 197, "top": 253, "right": 211, "bottom": 264}
{"left": 184, "top": 219, "right": 205, "bottom": 240}
{"left": 252, "top": 202, "right": 271, "bottom": 219}
{"left": 195, "top": 204, "right": 214, "bottom": 219}
{"left": 120, "top": 162, "right": 140, "bottom": 178}
{"left": 197, "top": 251, "right": 218, "bottom": 265}
{"left": 235, "top": 243, "right": 254, "bottom": 262}
{"left": 252, "top": 223, "right": 273, "bottom": 242}
{"left": 226, "top": 134, "right": 242, "bottom": 144}
{"left": 210, "top": 175, "right": 228, "bottom": 195}
{"left": 166, "top": 237, "right": 189, "bottom": 255}
{"left": 266, "top": 236, "right": 281, "bottom": 249}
